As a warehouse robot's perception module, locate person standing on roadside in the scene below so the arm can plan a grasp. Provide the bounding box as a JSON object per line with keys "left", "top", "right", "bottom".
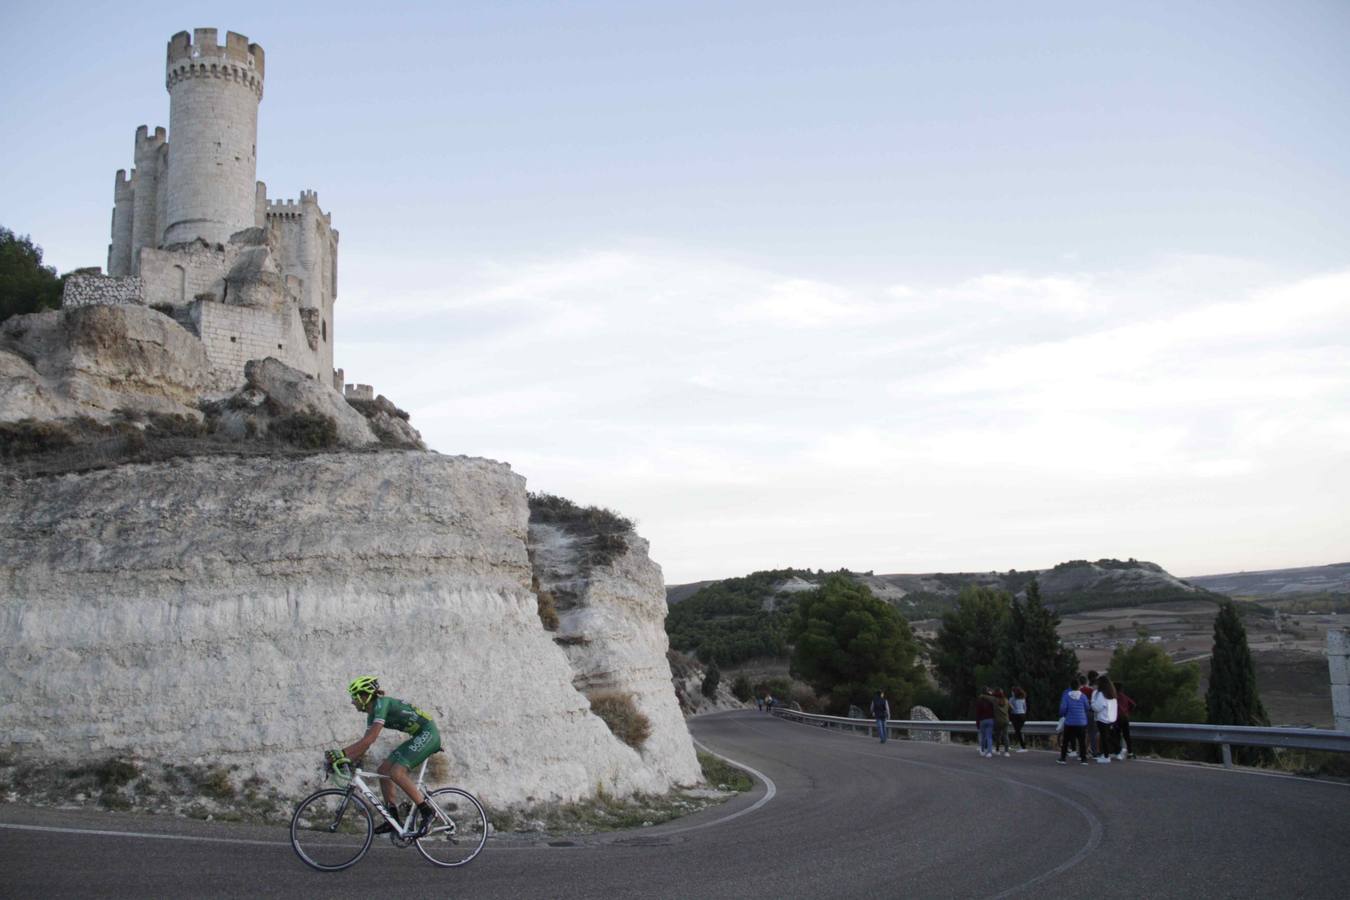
{"left": 1091, "top": 674, "right": 1119, "bottom": 764}
{"left": 993, "top": 689, "right": 1012, "bottom": 757}
{"left": 1058, "top": 678, "right": 1090, "bottom": 765}
{"left": 871, "top": 690, "right": 891, "bottom": 744}
{"left": 975, "top": 687, "right": 996, "bottom": 758}
{"left": 1115, "top": 683, "right": 1137, "bottom": 759}
{"left": 1009, "top": 686, "right": 1029, "bottom": 752}
{"left": 1082, "top": 671, "right": 1099, "bottom": 758}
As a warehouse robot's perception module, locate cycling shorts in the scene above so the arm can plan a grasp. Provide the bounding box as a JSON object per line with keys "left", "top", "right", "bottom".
{"left": 387, "top": 721, "right": 441, "bottom": 769}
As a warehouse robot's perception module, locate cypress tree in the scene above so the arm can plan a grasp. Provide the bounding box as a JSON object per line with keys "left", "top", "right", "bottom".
{"left": 1206, "top": 601, "right": 1269, "bottom": 764}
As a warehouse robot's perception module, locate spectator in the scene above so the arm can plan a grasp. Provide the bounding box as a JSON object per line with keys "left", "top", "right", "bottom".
{"left": 993, "top": 689, "right": 1011, "bottom": 757}
{"left": 1091, "top": 674, "right": 1119, "bottom": 764}
{"left": 1082, "top": 672, "right": 1099, "bottom": 757}
{"left": 1009, "top": 686, "right": 1029, "bottom": 752}
{"left": 975, "top": 687, "right": 996, "bottom": 758}
{"left": 871, "top": 690, "right": 891, "bottom": 744}
{"left": 1115, "top": 683, "right": 1137, "bottom": 760}
{"left": 1058, "top": 678, "right": 1090, "bottom": 765}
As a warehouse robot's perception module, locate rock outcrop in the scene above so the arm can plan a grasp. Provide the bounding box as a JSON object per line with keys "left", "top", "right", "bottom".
{"left": 0, "top": 305, "right": 212, "bottom": 422}
{"left": 529, "top": 521, "right": 703, "bottom": 783}
{"left": 0, "top": 452, "right": 700, "bottom": 806}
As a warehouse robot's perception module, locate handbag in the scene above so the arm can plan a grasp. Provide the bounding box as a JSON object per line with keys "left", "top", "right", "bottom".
{"left": 1055, "top": 716, "right": 1065, "bottom": 734}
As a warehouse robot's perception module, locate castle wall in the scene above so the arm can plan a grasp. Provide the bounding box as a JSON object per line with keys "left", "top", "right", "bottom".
{"left": 62, "top": 274, "right": 145, "bottom": 309}
{"left": 108, "top": 171, "right": 135, "bottom": 276}
{"left": 130, "top": 127, "right": 167, "bottom": 273}
{"left": 162, "top": 29, "right": 264, "bottom": 247}
{"left": 139, "top": 243, "right": 229, "bottom": 306}
{"left": 193, "top": 299, "right": 317, "bottom": 388}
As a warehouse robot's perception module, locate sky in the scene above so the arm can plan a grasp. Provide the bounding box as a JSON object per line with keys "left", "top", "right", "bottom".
{"left": 3, "top": 2, "right": 1348, "bottom": 584}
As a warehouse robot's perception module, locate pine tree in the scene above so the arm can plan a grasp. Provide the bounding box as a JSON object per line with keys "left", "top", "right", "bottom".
{"left": 1206, "top": 600, "right": 1269, "bottom": 764}
{"left": 995, "top": 578, "right": 1080, "bottom": 719}
{"left": 932, "top": 586, "right": 1011, "bottom": 715}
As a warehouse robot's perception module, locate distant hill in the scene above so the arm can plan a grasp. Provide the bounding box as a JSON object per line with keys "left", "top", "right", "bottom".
{"left": 1184, "top": 563, "right": 1350, "bottom": 599}
{"left": 664, "top": 559, "right": 1225, "bottom": 666}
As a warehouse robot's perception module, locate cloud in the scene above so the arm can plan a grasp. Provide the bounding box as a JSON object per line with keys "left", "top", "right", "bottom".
{"left": 336, "top": 249, "right": 1350, "bottom": 582}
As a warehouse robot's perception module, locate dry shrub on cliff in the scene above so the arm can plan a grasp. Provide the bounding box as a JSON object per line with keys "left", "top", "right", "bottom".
{"left": 268, "top": 408, "right": 338, "bottom": 449}
{"left": 527, "top": 492, "right": 634, "bottom": 569}
{"left": 587, "top": 691, "right": 652, "bottom": 750}
{"left": 536, "top": 590, "right": 561, "bottom": 631}
{"left": 0, "top": 418, "right": 75, "bottom": 459}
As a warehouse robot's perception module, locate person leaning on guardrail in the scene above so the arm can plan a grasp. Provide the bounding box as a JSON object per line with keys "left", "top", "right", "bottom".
{"left": 1058, "top": 679, "right": 1091, "bottom": 765}
{"left": 1091, "top": 675, "right": 1120, "bottom": 764}
{"left": 1115, "top": 685, "right": 1137, "bottom": 760}
{"left": 1009, "top": 686, "right": 1029, "bottom": 752}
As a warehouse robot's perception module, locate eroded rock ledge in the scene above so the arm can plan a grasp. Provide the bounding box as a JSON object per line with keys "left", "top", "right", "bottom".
{"left": 0, "top": 452, "right": 700, "bottom": 806}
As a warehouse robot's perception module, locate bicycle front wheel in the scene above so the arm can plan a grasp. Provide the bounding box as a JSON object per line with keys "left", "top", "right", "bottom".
{"left": 415, "top": 787, "right": 489, "bottom": 867}
{"left": 290, "top": 788, "right": 373, "bottom": 871}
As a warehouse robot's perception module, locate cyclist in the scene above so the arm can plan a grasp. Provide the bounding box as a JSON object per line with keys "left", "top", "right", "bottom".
{"left": 327, "top": 676, "right": 441, "bottom": 836}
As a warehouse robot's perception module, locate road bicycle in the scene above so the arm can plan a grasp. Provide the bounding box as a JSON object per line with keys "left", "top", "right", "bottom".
{"left": 290, "top": 750, "right": 488, "bottom": 871}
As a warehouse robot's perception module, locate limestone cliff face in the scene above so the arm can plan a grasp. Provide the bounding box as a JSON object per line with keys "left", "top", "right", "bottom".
{"left": 529, "top": 523, "right": 701, "bottom": 786}
{"left": 0, "top": 452, "right": 699, "bottom": 806}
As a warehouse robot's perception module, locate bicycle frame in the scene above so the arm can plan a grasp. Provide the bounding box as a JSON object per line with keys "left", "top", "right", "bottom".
{"left": 339, "top": 759, "right": 435, "bottom": 838}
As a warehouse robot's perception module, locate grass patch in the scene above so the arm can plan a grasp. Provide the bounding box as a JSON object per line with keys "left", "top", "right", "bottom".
{"left": 588, "top": 691, "right": 652, "bottom": 750}
{"left": 697, "top": 751, "right": 754, "bottom": 792}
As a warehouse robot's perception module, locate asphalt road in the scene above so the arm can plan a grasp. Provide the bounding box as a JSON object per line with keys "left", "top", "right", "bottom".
{"left": 3, "top": 710, "right": 1348, "bottom": 898}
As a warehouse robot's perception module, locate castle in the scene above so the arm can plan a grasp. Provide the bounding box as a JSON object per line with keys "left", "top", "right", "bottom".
{"left": 64, "top": 28, "right": 355, "bottom": 394}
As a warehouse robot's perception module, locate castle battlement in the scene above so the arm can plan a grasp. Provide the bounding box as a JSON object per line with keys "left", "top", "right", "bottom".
{"left": 167, "top": 28, "right": 265, "bottom": 76}
{"left": 134, "top": 124, "right": 168, "bottom": 148}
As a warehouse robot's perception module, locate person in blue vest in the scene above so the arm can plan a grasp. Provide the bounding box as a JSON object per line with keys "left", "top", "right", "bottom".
{"left": 1058, "top": 678, "right": 1091, "bottom": 765}
{"left": 871, "top": 690, "right": 892, "bottom": 744}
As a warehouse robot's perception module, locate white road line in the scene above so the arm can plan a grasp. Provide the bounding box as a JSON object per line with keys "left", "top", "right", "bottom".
{"left": 0, "top": 822, "right": 288, "bottom": 848}
{"left": 643, "top": 738, "right": 777, "bottom": 836}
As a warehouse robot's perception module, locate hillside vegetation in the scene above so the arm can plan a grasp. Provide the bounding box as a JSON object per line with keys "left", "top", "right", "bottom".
{"left": 666, "top": 559, "right": 1227, "bottom": 667}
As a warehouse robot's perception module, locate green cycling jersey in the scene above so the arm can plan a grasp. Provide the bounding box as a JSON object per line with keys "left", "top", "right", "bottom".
{"left": 366, "top": 696, "right": 433, "bottom": 736}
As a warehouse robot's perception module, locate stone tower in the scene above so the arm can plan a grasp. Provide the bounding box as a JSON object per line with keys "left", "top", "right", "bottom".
{"left": 162, "top": 29, "right": 265, "bottom": 247}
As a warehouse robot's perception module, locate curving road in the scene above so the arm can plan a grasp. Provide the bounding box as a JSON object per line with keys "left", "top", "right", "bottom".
{"left": 3, "top": 710, "right": 1348, "bottom": 898}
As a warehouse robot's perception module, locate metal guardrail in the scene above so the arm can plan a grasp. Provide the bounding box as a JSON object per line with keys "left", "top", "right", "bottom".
{"left": 768, "top": 707, "right": 1350, "bottom": 767}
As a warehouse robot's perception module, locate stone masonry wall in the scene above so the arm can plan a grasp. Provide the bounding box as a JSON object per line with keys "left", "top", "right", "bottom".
{"left": 194, "top": 300, "right": 315, "bottom": 388}
{"left": 61, "top": 274, "right": 145, "bottom": 309}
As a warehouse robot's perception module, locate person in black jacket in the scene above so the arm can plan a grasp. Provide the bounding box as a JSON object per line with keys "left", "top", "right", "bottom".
{"left": 871, "top": 690, "right": 892, "bottom": 744}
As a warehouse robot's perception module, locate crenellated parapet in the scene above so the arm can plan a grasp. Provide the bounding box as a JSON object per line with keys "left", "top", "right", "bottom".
{"left": 166, "top": 28, "right": 264, "bottom": 99}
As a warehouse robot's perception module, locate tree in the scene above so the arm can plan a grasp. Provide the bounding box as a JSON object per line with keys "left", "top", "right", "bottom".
{"left": 0, "top": 228, "right": 65, "bottom": 322}
{"left": 932, "top": 586, "right": 1011, "bottom": 714}
{"left": 995, "top": 578, "right": 1080, "bottom": 719}
{"left": 1206, "top": 601, "right": 1269, "bottom": 763}
{"left": 1109, "top": 640, "right": 1205, "bottom": 724}
{"left": 787, "top": 575, "right": 923, "bottom": 715}
{"left": 701, "top": 665, "right": 721, "bottom": 698}
{"left": 730, "top": 673, "right": 753, "bottom": 703}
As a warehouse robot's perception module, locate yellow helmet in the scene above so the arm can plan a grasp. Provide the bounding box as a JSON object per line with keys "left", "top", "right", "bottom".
{"left": 346, "top": 675, "right": 379, "bottom": 698}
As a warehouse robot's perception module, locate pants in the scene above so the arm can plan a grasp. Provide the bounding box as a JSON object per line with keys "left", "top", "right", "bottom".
{"left": 1086, "top": 718, "right": 1098, "bottom": 756}
{"left": 994, "top": 722, "right": 1009, "bottom": 752}
{"left": 1096, "top": 720, "right": 1118, "bottom": 758}
{"left": 1118, "top": 716, "right": 1132, "bottom": 755}
{"left": 978, "top": 718, "right": 994, "bottom": 754}
{"left": 1010, "top": 713, "right": 1027, "bottom": 749}
{"left": 1060, "top": 725, "right": 1086, "bottom": 761}
{"left": 875, "top": 717, "right": 888, "bottom": 743}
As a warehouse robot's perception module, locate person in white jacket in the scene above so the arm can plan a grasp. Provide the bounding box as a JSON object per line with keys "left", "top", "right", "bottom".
{"left": 1091, "top": 674, "right": 1120, "bottom": 764}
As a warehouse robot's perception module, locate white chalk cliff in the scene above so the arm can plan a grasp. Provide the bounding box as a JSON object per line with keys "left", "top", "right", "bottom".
{"left": 0, "top": 451, "right": 701, "bottom": 806}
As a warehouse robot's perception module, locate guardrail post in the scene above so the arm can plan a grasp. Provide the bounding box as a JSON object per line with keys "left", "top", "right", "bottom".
{"left": 1221, "top": 743, "right": 1233, "bottom": 768}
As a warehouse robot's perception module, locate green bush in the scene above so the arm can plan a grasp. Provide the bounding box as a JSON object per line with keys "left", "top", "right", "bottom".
{"left": 588, "top": 691, "right": 651, "bottom": 750}
{"left": 731, "top": 674, "right": 754, "bottom": 702}
{"left": 701, "top": 666, "right": 721, "bottom": 698}
{"left": 1, "top": 227, "right": 65, "bottom": 323}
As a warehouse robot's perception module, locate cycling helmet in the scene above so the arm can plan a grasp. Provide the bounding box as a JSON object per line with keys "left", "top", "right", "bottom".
{"left": 347, "top": 676, "right": 379, "bottom": 698}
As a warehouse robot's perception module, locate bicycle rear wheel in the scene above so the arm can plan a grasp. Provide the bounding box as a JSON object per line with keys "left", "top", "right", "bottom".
{"left": 415, "top": 787, "right": 488, "bottom": 867}
{"left": 290, "top": 788, "right": 373, "bottom": 871}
